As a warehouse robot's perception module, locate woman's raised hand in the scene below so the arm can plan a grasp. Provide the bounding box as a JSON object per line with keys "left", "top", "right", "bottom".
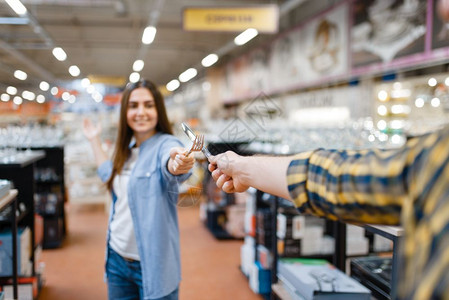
{"left": 82, "top": 118, "right": 102, "bottom": 141}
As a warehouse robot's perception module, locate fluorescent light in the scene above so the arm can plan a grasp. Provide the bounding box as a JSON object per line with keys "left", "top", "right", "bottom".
{"left": 142, "top": 26, "right": 156, "bottom": 44}
{"left": 5, "top": 0, "right": 27, "bottom": 16}
{"left": 391, "top": 89, "right": 411, "bottom": 98}
{"left": 69, "top": 65, "right": 81, "bottom": 77}
{"left": 234, "top": 28, "right": 258, "bottom": 46}
{"left": 6, "top": 86, "right": 17, "bottom": 95}
{"left": 1, "top": 94, "right": 10, "bottom": 102}
{"left": 166, "top": 79, "right": 180, "bottom": 92}
{"left": 0, "top": 17, "right": 28, "bottom": 25}
{"left": 14, "top": 69, "right": 27, "bottom": 80}
{"left": 133, "top": 60, "right": 144, "bottom": 72}
{"left": 201, "top": 54, "right": 218, "bottom": 67}
{"left": 129, "top": 72, "right": 140, "bottom": 83}
{"left": 52, "top": 47, "right": 67, "bottom": 61}
{"left": 36, "top": 95, "right": 45, "bottom": 103}
{"left": 391, "top": 104, "right": 411, "bottom": 114}
{"left": 13, "top": 96, "right": 23, "bottom": 105}
{"left": 39, "top": 81, "right": 50, "bottom": 91}
{"left": 81, "top": 78, "right": 90, "bottom": 88}
{"left": 179, "top": 68, "right": 197, "bottom": 83}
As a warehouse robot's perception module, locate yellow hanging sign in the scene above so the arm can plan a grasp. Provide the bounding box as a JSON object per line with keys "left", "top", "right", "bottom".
{"left": 183, "top": 5, "right": 279, "bottom": 33}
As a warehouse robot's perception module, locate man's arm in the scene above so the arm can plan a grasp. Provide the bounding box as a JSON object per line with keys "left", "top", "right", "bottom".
{"left": 209, "top": 151, "right": 294, "bottom": 200}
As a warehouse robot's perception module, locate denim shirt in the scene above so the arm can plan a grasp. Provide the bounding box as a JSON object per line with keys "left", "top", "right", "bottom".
{"left": 97, "top": 132, "right": 191, "bottom": 299}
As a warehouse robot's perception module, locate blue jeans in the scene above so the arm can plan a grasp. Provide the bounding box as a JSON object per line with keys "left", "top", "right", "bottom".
{"left": 106, "top": 246, "right": 179, "bottom": 300}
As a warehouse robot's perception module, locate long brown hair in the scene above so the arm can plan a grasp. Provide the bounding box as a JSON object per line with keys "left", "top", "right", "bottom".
{"left": 106, "top": 79, "right": 173, "bottom": 191}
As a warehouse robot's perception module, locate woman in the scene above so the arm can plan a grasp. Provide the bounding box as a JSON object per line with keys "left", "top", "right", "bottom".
{"left": 83, "top": 79, "right": 195, "bottom": 300}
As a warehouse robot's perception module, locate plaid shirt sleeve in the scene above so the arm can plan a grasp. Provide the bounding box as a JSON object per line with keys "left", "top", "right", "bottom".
{"left": 286, "top": 126, "right": 449, "bottom": 299}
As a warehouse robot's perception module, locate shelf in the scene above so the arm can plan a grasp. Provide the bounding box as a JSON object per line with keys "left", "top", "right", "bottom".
{"left": 35, "top": 180, "right": 63, "bottom": 185}
{"left": 271, "top": 282, "right": 293, "bottom": 300}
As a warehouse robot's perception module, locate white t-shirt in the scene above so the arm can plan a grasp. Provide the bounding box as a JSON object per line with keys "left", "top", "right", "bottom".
{"left": 110, "top": 147, "right": 140, "bottom": 261}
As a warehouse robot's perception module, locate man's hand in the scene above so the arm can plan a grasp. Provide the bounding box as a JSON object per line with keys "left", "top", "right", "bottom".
{"left": 208, "top": 151, "right": 250, "bottom": 193}
{"left": 168, "top": 147, "right": 195, "bottom": 175}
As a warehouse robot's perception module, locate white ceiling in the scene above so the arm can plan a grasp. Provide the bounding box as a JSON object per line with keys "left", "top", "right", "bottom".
{"left": 0, "top": 0, "right": 303, "bottom": 93}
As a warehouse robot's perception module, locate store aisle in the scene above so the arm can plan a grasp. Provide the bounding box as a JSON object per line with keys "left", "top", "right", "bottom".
{"left": 38, "top": 202, "right": 261, "bottom": 300}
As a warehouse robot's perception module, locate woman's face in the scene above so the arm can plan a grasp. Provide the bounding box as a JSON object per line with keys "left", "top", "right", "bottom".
{"left": 126, "top": 87, "right": 158, "bottom": 143}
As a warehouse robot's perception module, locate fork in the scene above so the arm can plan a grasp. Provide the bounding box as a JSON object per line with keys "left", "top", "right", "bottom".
{"left": 185, "top": 134, "right": 204, "bottom": 156}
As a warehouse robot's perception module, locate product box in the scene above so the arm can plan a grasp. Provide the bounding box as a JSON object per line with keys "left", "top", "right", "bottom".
{"left": 278, "top": 258, "right": 371, "bottom": 300}
{"left": 249, "top": 261, "right": 271, "bottom": 295}
{"left": 257, "top": 244, "right": 273, "bottom": 269}
{"left": 0, "top": 227, "right": 31, "bottom": 276}
{"left": 240, "top": 238, "right": 255, "bottom": 277}
{"left": 277, "top": 214, "right": 305, "bottom": 240}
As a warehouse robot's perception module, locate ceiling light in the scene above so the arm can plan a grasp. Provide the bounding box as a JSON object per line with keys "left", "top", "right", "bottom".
{"left": 428, "top": 78, "right": 437, "bottom": 87}
{"left": 39, "top": 81, "right": 50, "bottom": 91}
{"left": 5, "top": 0, "right": 27, "bottom": 16}
{"left": 69, "top": 95, "right": 76, "bottom": 103}
{"left": 234, "top": 28, "right": 258, "bottom": 46}
{"left": 69, "top": 65, "right": 81, "bottom": 77}
{"left": 377, "top": 120, "right": 387, "bottom": 130}
{"left": 62, "top": 92, "right": 70, "bottom": 101}
{"left": 93, "top": 92, "right": 103, "bottom": 102}
{"left": 14, "top": 70, "right": 27, "bottom": 80}
{"left": 86, "top": 85, "right": 95, "bottom": 94}
{"left": 129, "top": 72, "right": 140, "bottom": 83}
{"left": 36, "top": 95, "right": 45, "bottom": 103}
{"left": 377, "top": 105, "right": 387, "bottom": 116}
{"left": 201, "top": 54, "right": 218, "bottom": 67}
{"left": 13, "top": 96, "right": 23, "bottom": 105}
{"left": 179, "top": 68, "right": 197, "bottom": 83}
{"left": 202, "top": 81, "right": 211, "bottom": 91}
{"left": 377, "top": 90, "right": 388, "bottom": 101}
{"left": 51, "top": 87, "right": 58, "bottom": 95}
{"left": 52, "top": 47, "right": 67, "bottom": 61}
{"left": 142, "top": 26, "right": 156, "bottom": 45}
{"left": 133, "top": 60, "right": 144, "bottom": 72}
{"left": 1, "top": 94, "right": 10, "bottom": 102}
{"left": 415, "top": 97, "right": 424, "bottom": 108}
{"left": 6, "top": 86, "right": 17, "bottom": 95}
{"left": 166, "top": 79, "right": 180, "bottom": 92}
{"left": 22, "top": 90, "right": 35, "bottom": 101}
{"left": 81, "top": 78, "right": 90, "bottom": 88}
{"left": 431, "top": 97, "right": 440, "bottom": 107}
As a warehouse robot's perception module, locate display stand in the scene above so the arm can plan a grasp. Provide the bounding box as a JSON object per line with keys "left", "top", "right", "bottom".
{"left": 0, "top": 150, "right": 45, "bottom": 282}
{"left": 0, "top": 189, "right": 19, "bottom": 300}
{"left": 29, "top": 146, "right": 66, "bottom": 248}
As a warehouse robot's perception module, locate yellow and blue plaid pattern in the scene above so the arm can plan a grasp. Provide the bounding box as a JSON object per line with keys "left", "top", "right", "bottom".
{"left": 287, "top": 126, "right": 449, "bottom": 299}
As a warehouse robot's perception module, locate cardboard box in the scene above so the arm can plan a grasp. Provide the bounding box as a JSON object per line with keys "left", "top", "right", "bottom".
{"left": 0, "top": 227, "right": 31, "bottom": 276}
{"left": 278, "top": 258, "right": 371, "bottom": 300}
